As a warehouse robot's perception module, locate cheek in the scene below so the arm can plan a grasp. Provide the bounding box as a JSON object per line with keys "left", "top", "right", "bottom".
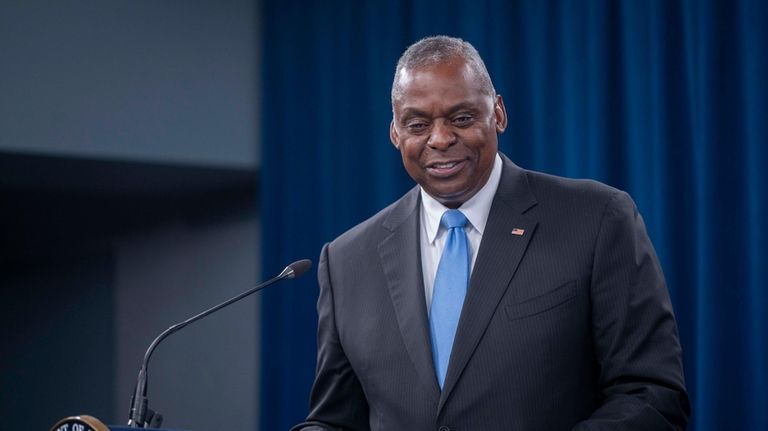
{"left": 466, "top": 130, "right": 498, "bottom": 156}
{"left": 400, "top": 138, "right": 426, "bottom": 160}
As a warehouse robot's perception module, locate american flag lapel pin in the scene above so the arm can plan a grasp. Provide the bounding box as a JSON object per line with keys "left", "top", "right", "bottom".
{"left": 511, "top": 228, "right": 525, "bottom": 236}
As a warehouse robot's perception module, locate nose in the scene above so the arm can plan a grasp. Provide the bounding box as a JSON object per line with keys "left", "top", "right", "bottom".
{"left": 427, "top": 120, "right": 456, "bottom": 150}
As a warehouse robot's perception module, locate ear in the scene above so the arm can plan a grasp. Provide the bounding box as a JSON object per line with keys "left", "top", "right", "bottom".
{"left": 390, "top": 119, "right": 400, "bottom": 149}
{"left": 494, "top": 95, "right": 508, "bottom": 133}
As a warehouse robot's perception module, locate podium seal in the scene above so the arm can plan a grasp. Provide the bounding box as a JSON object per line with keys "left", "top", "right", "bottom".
{"left": 50, "top": 415, "right": 109, "bottom": 431}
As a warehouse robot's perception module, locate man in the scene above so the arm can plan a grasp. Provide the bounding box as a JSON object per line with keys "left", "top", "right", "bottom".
{"left": 294, "top": 36, "right": 689, "bottom": 430}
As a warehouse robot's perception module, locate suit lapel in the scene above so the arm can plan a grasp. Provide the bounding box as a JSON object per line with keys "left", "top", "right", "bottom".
{"left": 438, "top": 155, "right": 539, "bottom": 413}
{"left": 378, "top": 187, "right": 441, "bottom": 397}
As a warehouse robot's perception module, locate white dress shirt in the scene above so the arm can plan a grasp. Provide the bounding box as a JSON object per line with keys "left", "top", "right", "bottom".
{"left": 420, "top": 153, "right": 503, "bottom": 314}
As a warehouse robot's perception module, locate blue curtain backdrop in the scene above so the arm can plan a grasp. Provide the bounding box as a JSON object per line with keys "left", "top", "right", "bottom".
{"left": 260, "top": 1, "right": 766, "bottom": 430}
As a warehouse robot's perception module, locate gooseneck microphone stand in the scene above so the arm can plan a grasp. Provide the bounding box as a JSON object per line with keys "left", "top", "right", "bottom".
{"left": 127, "top": 259, "right": 312, "bottom": 428}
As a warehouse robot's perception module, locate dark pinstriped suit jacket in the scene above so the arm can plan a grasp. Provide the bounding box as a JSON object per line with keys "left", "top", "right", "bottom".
{"left": 294, "top": 153, "right": 689, "bottom": 431}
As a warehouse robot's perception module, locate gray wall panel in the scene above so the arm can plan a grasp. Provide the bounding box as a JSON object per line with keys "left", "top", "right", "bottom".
{"left": 115, "top": 215, "right": 259, "bottom": 429}
{"left": 0, "top": 0, "right": 258, "bottom": 168}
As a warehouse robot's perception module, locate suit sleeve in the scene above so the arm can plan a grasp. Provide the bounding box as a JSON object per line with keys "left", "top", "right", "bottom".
{"left": 570, "top": 191, "right": 690, "bottom": 430}
{"left": 291, "top": 243, "right": 370, "bottom": 431}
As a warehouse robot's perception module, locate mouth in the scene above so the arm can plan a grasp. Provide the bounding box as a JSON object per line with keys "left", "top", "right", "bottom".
{"left": 425, "top": 159, "right": 467, "bottom": 178}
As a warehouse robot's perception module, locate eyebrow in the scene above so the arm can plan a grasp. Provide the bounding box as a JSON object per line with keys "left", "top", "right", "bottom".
{"left": 399, "top": 102, "right": 479, "bottom": 122}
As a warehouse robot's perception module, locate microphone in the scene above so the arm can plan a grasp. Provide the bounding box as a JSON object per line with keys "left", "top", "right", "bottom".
{"left": 127, "top": 259, "right": 313, "bottom": 428}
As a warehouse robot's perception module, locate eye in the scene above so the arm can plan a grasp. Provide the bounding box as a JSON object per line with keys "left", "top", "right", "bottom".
{"left": 405, "top": 121, "right": 430, "bottom": 134}
{"left": 452, "top": 115, "right": 474, "bottom": 127}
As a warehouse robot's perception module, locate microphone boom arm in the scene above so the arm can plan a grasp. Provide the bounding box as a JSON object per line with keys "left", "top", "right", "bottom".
{"left": 127, "top": 259, "right": 311, "bottom": 427}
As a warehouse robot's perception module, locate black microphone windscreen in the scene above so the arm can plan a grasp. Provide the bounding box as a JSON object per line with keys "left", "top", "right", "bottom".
{"left": 288, "top": 259, "right": 313, "bottom": 278}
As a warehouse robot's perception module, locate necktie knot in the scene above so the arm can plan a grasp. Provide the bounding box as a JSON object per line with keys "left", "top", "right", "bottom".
{"left": 441, "top": 209, "right": 468, "bottom": 230}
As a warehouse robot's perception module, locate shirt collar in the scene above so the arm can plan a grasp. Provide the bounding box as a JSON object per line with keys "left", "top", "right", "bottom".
{"left": 420, "top": 152, "right": 503, "bottom": 244}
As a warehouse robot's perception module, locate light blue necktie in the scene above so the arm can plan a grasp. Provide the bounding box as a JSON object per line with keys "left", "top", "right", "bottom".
{"left": 429, "top": 209, "right": 469, "bottom": 389}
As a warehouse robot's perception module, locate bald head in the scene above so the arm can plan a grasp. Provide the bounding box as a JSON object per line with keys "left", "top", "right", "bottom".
{"left": 391, "top": 36, "right": 496, "bottom": 107}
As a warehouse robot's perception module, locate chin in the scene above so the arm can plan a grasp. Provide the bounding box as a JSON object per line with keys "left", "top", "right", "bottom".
{"left": 431, "top": 190, "right": 471, "bottom": 207}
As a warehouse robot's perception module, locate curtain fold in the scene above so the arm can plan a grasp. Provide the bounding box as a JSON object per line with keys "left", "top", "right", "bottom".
{"left": 260, "top": 1, "right": 767, "bottom": 429}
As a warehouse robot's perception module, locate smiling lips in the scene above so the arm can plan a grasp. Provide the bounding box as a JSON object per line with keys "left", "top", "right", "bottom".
{"left": 426, "top": 159, "right": 467, "bottom": 177}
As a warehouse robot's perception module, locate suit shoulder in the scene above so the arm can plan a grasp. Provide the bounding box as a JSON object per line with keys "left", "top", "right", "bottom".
{"left": 524, "top": 169, "right": 626, "bottom": 206}
{"left": 328, "top": 189, "right": 416, "bottom": 253}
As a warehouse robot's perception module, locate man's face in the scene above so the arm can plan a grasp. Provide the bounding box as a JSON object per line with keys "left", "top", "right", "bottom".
{"left": 390, "top": 57, "right": 507, "bottom": 209}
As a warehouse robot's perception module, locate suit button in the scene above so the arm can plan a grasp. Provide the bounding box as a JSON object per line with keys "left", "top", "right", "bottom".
{"left": 438, "top": 426, "right": 450, "bottom": 431}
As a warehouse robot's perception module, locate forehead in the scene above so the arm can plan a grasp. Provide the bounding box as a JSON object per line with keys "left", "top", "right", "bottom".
{"left": 394, "top": 59, "right": 489, "bottom": 112}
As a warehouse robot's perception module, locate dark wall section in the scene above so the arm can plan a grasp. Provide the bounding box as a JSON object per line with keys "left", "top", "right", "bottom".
{"left": 0, "top": 153, "right": 257, "bottom": 263}
{"left": 1, "top": 251, "right": 115, "bottom": 430}
{"left": 0, "top": 153, "right": 259, "bottom": 429}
